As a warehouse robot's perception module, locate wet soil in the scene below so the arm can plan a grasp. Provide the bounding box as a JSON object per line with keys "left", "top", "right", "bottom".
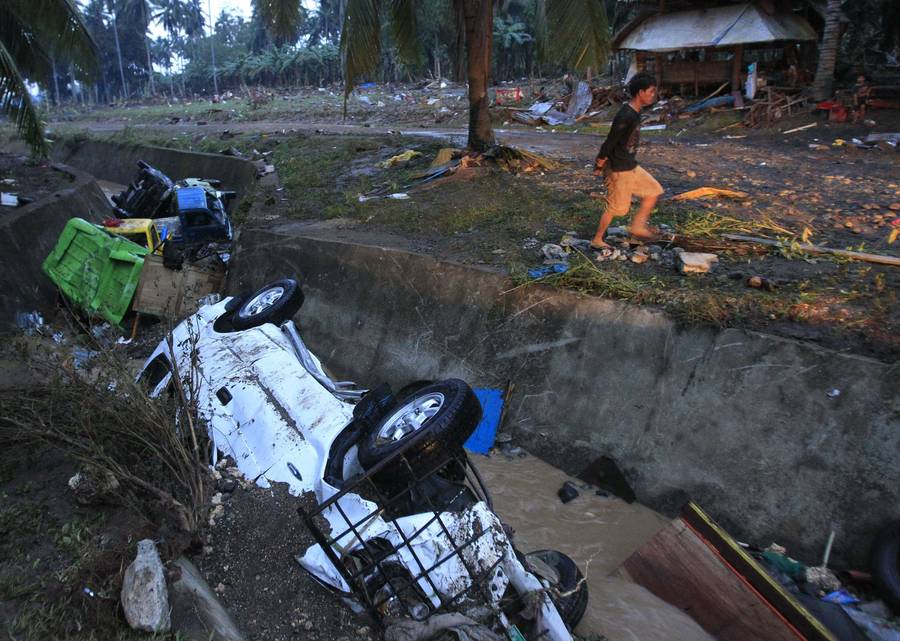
{"left": 0, "top": 152, "right": 76, "bottom": 206}
{"left": 196, "top": 471, "right": 375, "bottom": 641}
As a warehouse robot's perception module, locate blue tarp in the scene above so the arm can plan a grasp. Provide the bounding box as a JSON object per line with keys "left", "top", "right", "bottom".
{"left": 465, "top": 388, "right": 504, "bottom": 455}
{"left": 175, "top": 187, "right": 207, "bottom": 211}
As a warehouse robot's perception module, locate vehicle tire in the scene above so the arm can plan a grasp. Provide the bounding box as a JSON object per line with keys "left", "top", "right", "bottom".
{"left": 357, "top": 379, "right": 481, "bottom": 478}
{"left": 525, "top": 550, "right": 588, "bottom": 630}
{"left": 231, "top": 279, "right": 304, "bottom": 330}
{"left": 871, "top": 521, "right": 900, "bottom": 613}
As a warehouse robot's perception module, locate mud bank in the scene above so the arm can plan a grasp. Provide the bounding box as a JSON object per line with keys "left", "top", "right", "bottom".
{"left": 228, "top": 228, "right": 899, "bottom": 569}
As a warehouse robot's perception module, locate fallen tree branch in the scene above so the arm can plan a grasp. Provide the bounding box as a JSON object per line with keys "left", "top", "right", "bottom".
{"left": 722, "top": 234, "right": 900, "bottom": 266}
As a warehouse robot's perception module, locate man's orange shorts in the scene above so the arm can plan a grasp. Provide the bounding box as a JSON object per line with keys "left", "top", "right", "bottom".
{"left": 604, "top": 165, "right": 664, "bottom": 217}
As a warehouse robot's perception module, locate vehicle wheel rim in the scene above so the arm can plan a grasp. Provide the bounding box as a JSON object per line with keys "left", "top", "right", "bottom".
{"left": 244, "top": 286, "right": 284, "bottom": 316}
{"left": 376, "top": 393, "right": 444, "bottom": 445}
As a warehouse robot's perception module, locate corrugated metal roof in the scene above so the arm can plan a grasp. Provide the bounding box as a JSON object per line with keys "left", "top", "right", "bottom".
{"left": 617, "top": 3, "right": 817, "bottom": 52}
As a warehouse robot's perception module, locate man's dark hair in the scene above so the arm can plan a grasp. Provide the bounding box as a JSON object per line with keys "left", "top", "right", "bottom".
{"left": 628, "top": 73, "right": 656, "bottom": 97}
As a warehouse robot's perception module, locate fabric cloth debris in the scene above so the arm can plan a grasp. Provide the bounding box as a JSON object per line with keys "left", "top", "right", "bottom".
{"left": 384, "top": 613, "right": 504, "bottom": 641}
{"left": 528, "top": 264, "right": 568, "bottom": 279}
{"left": 379, "top": 150, "right": 423, "bottom": 168}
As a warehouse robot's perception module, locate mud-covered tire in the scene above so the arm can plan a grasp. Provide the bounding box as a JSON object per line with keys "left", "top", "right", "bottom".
{"left": 871, "top": 521, "right": 900, "bottom": 613}
{"left": 358, "top": 379, "right": 481, "bottom": 478}
{"left": 526, "top": 550, "right": 588, "bottom": 630}
{"left": 232, "top": 279, "right": 303, "bottom": 330}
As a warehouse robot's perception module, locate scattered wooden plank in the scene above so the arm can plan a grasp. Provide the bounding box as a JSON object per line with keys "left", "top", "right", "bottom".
{"left": 722, "top": 234, "right": 900, "bottom": 266}
{"left": 782, "top": 122, "right": 817, "bottom": 135}
{"left": 618, "top": 502, "right": 836, "bottom": 641}
{"left": 671, "top": 187, "right": 750, "bottom": 202}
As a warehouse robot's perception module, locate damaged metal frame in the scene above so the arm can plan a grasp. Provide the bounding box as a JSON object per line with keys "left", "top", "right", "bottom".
{"left": 298, "top": 433, "right": 519, "bottom": 633}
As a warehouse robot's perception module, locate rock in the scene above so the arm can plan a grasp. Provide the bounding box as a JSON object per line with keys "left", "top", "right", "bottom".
{"left": 747, "top": 276, "right": 777, "bottom": 291}
{"left": 678, "top": 252, "right": 719, "bottom": 274}
{"left": 68, "top": 466, "right": 120, "bottom": 505}
{"left": 169, "top": 557, "right": 246, "bottom": 641}
{"left": 672, "top": 246, "right": 684, "bottom": 255}
{"left": 121, "top": 540, "right": 171, "bottom": 633}
{"left": 217, "top": 478, "right": 238, "bottom": 493}
{"left": 630, "top": 253, "right": 647, "bottom": 264}
{"left": 889, "top": 203, "right": 900, "bottom": 211}
{"left": 557, "top": 481, "right": 579, "bottom": 504}
{"left": 805, "top": 566, "right": 841, "bottom": 593}
{"left": 647, "top": 244, "right": 662, "bottom": 254}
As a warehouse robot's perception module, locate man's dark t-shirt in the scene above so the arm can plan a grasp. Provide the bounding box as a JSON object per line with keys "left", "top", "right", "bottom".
{"left": 597, "top": 104, "right": 640, "bottom": 172}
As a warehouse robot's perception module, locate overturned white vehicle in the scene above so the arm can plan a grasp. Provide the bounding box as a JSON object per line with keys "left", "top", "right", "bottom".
{"left": 138, "top": 278, "right": 587, "bottom": 640}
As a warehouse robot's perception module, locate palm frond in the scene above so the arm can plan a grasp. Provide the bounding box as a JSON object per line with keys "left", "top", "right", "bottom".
{"left": 0, "top": 40, "right": 49, "bottom": 157}
{"left": 340, "top": 0, "right": 381, "bottom": 113}
{"left": 387, "top": 0, "right": 420, "bottom": 67}
{"left": 541, "top": 0, "right": 608, "bottom": 70}
{"left": 6, "top": 0, "right": 99, "bottom": 80}
{"left": 255, "top": 0, "right": 305, "bottom": 45}
{"left": 0, "top": 9, "right": 54, "bottom": 82}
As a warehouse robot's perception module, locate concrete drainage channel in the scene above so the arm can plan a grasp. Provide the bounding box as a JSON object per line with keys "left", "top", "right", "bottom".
{"left": 227, "top": 226, "right": 899, "bottom": 571}
{"left": 7, "top": 140, "right": 899, "bottom": 640}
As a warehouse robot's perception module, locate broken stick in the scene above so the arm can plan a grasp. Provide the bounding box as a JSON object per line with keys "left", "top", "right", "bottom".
{"left": 723, "top": 234, "right": 900, "bottom": 266}
{"left": 782, "top": 122, "right": 817, "bottom": 135}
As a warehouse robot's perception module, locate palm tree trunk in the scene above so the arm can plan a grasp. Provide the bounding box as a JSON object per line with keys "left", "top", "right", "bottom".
{"left": 110, "top": 3, "right": 129, "bottom": 99}
{"left": 811, "top": 0, "right": 842, "bottom": 101}
{"left": 51, "top": 57, "right": 61, "bottom": 107}
{"left": 145, "top": 36, "right": 155, "bottom": 96}
{"left": 453, "top": 0, "right": 466, "bottom": 82}
{"left": 463, "top": 0, "right": 494, "bottom": 151}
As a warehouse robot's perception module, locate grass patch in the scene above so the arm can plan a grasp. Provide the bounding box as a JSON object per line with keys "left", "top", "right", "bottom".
{"left": 676, "top": 210, "right": 798, "bottom": 239}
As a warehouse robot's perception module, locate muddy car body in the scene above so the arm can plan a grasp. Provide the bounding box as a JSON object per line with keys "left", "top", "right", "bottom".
{"left": 138, "top": 280, "right": 583, "bottom": 641}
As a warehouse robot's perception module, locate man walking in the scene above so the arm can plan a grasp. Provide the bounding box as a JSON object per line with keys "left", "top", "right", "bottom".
{"left": 592, "top": 73, "right": 663, "bottom": 250}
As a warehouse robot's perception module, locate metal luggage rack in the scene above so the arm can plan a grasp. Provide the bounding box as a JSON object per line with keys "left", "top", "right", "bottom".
{"left": 297, "top": 433, "right": 510, "bottom": 629}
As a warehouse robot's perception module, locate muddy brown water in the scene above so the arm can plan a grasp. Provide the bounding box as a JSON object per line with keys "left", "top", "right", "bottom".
{"left": 475, "top": 452, "right": 714, "bottom": 641}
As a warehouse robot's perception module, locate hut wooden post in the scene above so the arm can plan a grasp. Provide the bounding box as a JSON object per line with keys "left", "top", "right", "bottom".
{"left": 731, "top": 44, "right": 744, "bottom": 107}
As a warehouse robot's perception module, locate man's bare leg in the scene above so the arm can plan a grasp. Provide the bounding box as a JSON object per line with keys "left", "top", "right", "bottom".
{"left": 591, "top": 208, "right": 619, "bottom": 248}
{"left": 630, "top": 194, "right": 659, "bottom": 238}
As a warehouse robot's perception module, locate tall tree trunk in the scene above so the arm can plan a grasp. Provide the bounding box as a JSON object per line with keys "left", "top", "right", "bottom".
{"left": 110, "top": 4, "right": 128, "bottom": 99}
{"left": 145, "top": 35, "right": 155, "bottom": 96}
{"left": 51, "top": 57, "right": 61, "bottom": 107}
{"left": 208, "top": 0, "right": 219, "bottom": 94}
{"left": 453, "top": 0, "right": 466, "bottom": 82}
{"left": 463, "top": 0, "right": 494, "bottom": 152}
{"left": 811, "top": 0, "right": 842, "bottom": 101}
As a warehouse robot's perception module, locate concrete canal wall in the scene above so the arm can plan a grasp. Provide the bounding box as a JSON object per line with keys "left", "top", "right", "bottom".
{"left": 229, "top": 227, "right": 899, "bottom": 568}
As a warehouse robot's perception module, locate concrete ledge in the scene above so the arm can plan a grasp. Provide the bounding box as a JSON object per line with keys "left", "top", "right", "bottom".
{"left": 229, "top": 228, "right": 899, "bottom": 568}
{"left": 52, "top": 139, "right": 260, "bottom": 200}
{"left": 0, "top": 164, "right": 109, "bottom": 328}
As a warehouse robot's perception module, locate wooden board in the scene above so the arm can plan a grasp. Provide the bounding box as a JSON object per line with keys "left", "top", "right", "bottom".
{"left": 617, "top": 503, "right": 836, "bottom": 641}
{"left": 133, "top": 254, "right": 225, "bottom": 320}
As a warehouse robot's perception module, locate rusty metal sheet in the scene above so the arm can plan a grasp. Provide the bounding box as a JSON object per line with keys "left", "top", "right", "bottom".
{"left": 618, "top": 3, "right": 817, "bottom": 52}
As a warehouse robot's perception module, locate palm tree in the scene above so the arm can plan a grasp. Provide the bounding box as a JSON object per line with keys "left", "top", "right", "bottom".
{"left": 1, "top": 0, "right": 98, "bottom": 155}
{"left": 341, "top": 0, "right": 609, "bottom": 151}
{"left": 120, "top": 0, "right": 156, "bottom": 95}
{"left": 253, "top": 0, "right": 306, "bottom": 46}
{"left": 811, "top": 0, "right": 843, "bottom": 101}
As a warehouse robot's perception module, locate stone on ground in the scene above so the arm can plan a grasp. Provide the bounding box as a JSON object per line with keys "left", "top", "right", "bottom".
{"left": 678, "top": 252, "right": 719, "bottom": 274}
{"left": 121, "top": 539, "right": 171, "bottom": 633}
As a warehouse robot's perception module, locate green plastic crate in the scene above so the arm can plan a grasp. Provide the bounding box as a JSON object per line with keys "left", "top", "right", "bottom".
{"left": 42, "top": 217, "right": 148, "bottom": 325}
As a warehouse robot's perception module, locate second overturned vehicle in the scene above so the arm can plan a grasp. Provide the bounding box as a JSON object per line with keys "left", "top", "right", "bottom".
{"left": 138, "top": 278, "right": 587, "bottom": 641}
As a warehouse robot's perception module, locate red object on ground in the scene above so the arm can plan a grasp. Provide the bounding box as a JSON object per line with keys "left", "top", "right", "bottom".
{"left": 495, "top": 87, "right": 523, "bottom": 104}
{"left": 102, "top": 217, "right": 122, "bottom": 227}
